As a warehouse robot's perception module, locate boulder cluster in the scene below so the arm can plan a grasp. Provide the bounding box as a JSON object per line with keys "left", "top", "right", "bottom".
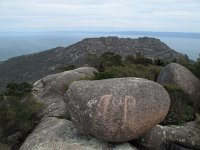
{"left": 20, "top": 63, "right": 200, "bottom": 150}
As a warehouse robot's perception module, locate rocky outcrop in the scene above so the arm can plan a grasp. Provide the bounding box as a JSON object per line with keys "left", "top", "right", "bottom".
{"left": 140, "top": 121, "right": 200, "bottom": 150}
{"left": 157, "top": 63, "right": 200, "bottom": 108}
{"left": 0, "top": 37, "right": 186, "bottom": 91}
{"left": 66, "top": 37, "right": 185, "bottom": 62}
{"left": 32, "top": 67, "right": 98, "bottom": 118}
{"left": 20, "top": 117, "right": 137, "bottom": 150}
{"left": 66, "top": 77, "right": 170, "bottom": 142}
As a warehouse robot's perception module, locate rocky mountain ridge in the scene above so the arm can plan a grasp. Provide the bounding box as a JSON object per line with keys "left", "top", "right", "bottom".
{"left": 0, "top": 36, "right": 186, "bottom": 91}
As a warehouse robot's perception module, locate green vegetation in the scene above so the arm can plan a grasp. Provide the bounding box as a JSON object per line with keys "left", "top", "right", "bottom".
{"left": 180, "top": 61, "right": 200, "bottom": 79}
{"left": 0, "top": 82, "right": 44, "bottom": 150}
{"left": 124, "top": 54, "right": 154, "bottom": 66}
{"left": 87, "top": 52, "right": 123, "bottom": 71}
{"left": 87, "top": 52, "right": 164, "bottom": 81}
{"left": 93, "top": 65, "right": 162, "bottom": 81}
{"left": 172, "top": 54, "right": 200, "bottom": 79}
{"left": 5, "top": 82, "right": 32, "bottom": 97}
{"left": 63, "top": 75, "right": 96, "bottom": 93}
{"left": 162, "top": 84, "right": 196, "bottom": 125}
{"left": 58, "top": 65, "right": 76, "bottom": 72}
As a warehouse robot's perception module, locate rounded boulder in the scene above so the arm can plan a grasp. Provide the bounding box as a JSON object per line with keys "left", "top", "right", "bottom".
{"left": 157, "top": 63, "right": 200, "bottom": 108}
{"left": 66, "top": 77, "right": 170, "bottom": 142}
{"left": 32, "top": 67, "right": 98, "bottom": 118}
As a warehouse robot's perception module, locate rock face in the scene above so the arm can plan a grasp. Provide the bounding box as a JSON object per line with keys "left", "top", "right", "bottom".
{"left": 140, "top": 121, "right": 200, "bottom": 150}
{"left": 32, "top": 67, "right": 98, "bottom": 118}
{"left": 66, "top": 77, "right": 170, "bottom": 142}
{"left": 0, "top": 37, "right": 186, "bottom": 91}
{"left": 157, "top": 63, "right": 200, "bottom": 108}
{"left": 20, "top": 117, "right": 137, "bottom": 150}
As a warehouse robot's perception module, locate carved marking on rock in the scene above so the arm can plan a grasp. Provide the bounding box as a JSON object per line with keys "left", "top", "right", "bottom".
{"left": 99, "top": 94, "right": 113, "bottom": 117}
{"left": 121, "top": 96, "right": 136, "bottom": 130}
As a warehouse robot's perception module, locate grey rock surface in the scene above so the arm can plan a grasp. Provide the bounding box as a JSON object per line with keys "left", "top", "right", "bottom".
{"left": 157, "top": 63, "right": 200, "bottom": 108}
{"left": 66, "top": 77, "right": 170, "bottom": 142}
{"left": 20, "top": 117, "right": 137, "bottom": 150}
{"left": 32, "top": 67, "right": 98, "bottom": 118}
{"left": 140, "top": 121, "right": 200, "bottom": 150}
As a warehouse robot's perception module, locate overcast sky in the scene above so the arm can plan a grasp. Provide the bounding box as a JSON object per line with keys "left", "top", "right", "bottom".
{"left": 0, "top": 0, "right": 200, "bottom": 32}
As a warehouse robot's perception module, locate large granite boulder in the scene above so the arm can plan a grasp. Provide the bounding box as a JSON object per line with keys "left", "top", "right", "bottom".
{"left": 157, "top": 63, "right": 200, "bottom": 108}
{"left": 140, "top": 121, "right": 200, "bottom": 150}
{"left": 32, "top": 67, "right": 98, "bottom": 118}
{"left": 66, "top": 77, "right": 170, "bottom": 142}
{"left": 20, "top": 117, "right": 137, "bottom": 150}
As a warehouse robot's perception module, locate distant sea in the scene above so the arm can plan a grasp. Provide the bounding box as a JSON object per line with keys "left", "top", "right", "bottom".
{"left": 0, "top": 31, "right": 199, "bottom": 61}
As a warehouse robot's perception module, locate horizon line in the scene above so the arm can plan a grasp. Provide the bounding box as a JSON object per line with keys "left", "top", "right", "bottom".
{"left": 1, "top": 30, "right": 200, "bottom": 34}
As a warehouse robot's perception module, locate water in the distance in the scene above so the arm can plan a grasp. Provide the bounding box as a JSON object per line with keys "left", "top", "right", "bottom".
{"left": 0, "top": 31, "right": 199, "bottom": 61}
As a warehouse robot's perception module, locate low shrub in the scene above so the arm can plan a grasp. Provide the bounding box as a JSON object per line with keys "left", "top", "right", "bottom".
{"left": 58, "top": 65, "right": 76, "bottom": 72}
{"left": 5, "top": 82, "right": 32, "bottom": 97}
{"left": 161, "top": 84, "right": 196, "bottom": 125}
{"left": 125, "top": 55, "right": 153, "bottom": 66}
{"left": 93, "top": 65, "right": 162, "bottom": 81}
{"left": 86, "top": 52, "right": 163, "bottom": 81}
{"left": 0, "top": 82, "right": 44, "bottom": 149}
{"left": 180, "top": 61, "right": 200, "bottom": 79}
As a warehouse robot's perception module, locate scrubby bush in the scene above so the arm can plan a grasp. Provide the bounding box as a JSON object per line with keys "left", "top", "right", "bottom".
{"left": 0, "top": 82, "right": 44, "bottom": 149}
{"left": 100, "top": 52, "right": 123, "bottom": 67}
{"left": 87, "top": 52, "right": 123, "bottom": 71}
{"left": 5, "top": 82, "right": 32, "bottom": 97}
{"left": 86, "top": 52, "right": 162, "bottom": 81}
{"left": 93, "top": 65, "right": 162, "bottom": 81}
{"left": 161, "top": 84, "right": 196, "bottom": 125}
{"left": 193, "top": 61, "right": 200, "bottom": 78}
{"left": 58, "top": 65, "right": 76, "bottom": 72}
{"left": 154, "top": 58, "right": 166, "bottom": 66}
{"left": 185, "top": 61, "right": 200, "bottom": 79}
{"left": 178, "top": 58, "right": 200, "bottom": 79}
{"left": 86, "top": 53, "right": 100, "bottom": 68}
{"left": 125, "top": 55, "right": 153, "bottom": 66}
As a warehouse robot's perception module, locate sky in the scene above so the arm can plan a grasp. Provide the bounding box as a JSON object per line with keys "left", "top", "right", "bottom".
{"left": 0, "top": 0, "right": 200, "bottom": 32}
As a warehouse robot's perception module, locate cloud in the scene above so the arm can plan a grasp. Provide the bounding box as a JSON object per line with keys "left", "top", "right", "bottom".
{"left": 0, "top": 0, "right": 200, "bottom": 32}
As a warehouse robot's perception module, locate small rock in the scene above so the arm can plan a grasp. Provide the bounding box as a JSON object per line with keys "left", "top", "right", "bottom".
{"left": 140, "top": 121, "right": 200, "bottom": 150}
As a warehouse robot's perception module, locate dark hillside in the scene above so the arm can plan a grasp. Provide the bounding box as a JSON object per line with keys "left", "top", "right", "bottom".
{"left": 0, "top": 36, "right": 186, "bottom": 91}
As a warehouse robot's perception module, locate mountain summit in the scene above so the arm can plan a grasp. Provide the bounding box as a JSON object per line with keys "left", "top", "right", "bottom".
{"left": 0, "top": 36, "right": 186, "bottom": 91}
